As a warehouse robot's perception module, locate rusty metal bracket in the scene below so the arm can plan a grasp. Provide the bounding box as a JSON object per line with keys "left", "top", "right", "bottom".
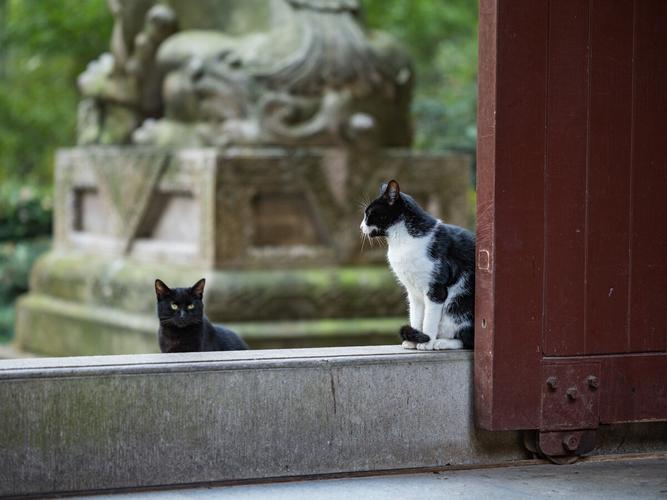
{"left": 541, "top": 362, "right": 601, "bottom": 431}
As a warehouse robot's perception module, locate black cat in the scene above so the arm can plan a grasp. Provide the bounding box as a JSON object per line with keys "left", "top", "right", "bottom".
{"left": 155, "top": 278, "right": 248, "bottom": 352}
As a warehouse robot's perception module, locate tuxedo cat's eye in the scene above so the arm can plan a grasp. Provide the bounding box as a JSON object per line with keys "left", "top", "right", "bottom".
{"left": 187, "top": 304, "right": 195, "bottom": 310}
{"left": 170, "top": 302, "right": 178, "bottom": 310}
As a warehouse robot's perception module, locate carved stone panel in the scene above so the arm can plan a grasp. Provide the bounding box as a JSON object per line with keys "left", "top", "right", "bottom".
{"left": 55, "top": 147, "right": 472, "bottom": 270}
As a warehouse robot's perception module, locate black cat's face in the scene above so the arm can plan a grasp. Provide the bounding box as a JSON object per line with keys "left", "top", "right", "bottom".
{"left": 155, "top": 278, "right": 205, "bottom": 328}
{"left": 360, "top": 180, "right": 404, "bottom": 238}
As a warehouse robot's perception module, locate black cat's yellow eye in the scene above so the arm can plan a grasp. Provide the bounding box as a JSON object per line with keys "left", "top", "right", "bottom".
{"left": 187, "top": 304, "right": 195, "bottom": 310}
{"left": 170, "top": 302, "right": 178, "bottom": 310}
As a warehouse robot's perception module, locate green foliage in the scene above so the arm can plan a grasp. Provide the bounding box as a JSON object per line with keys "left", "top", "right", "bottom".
{"left": 0, "top": 180, "right": 52, "bottom": 343}
{"left": 0, "top": 0, "right": 108, "bottom": 341}
{"left": 0, "top": 181, "right": 52, "bottom": 241}
{"left": 0, "top": 0, "right": 111, "bottom": 187}
{"left": 0, "top": 238, "right": 50, "bottom": 341}
{"left": 365, "top": 0, "right": 478, "bottom": 151}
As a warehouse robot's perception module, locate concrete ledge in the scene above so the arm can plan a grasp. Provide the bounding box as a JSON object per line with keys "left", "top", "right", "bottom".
{"left": 0, "top": 347, "right": 523, "bottom": 497}
{"left": 1, "top": 347, "right": 666, "bottom": 497}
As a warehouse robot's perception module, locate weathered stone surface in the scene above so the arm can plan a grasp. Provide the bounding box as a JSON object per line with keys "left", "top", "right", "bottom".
{"left": 1, "top": 347, "right": 665, "bottom": 497}
{"left": 25, "top": 253, "right": 403, "bottom": 320}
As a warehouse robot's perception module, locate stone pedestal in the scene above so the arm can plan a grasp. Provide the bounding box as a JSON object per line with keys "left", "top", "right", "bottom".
{"left": 15, "top": 147, "right": 472, "bottom": 355}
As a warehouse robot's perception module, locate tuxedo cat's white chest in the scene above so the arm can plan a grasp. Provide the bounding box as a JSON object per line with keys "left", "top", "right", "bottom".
{"left": 386, "top": 225, "right": 434, "bottom": 294}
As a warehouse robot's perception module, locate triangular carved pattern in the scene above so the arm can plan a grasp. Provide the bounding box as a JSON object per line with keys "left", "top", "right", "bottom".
{"left": 89, "top": 149, "right": 170, "bottom": 253}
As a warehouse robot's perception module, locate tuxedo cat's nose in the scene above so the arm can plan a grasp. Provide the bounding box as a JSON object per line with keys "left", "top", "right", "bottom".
{"left": 180, "top": 310, "right": 186, "bottom": 319}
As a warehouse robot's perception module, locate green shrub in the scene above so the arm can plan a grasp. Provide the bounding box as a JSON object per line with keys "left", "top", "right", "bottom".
{"left": 0, "top": 238, "right": 51, "bottom": 342}
{"left": 0, "top": 182, "right": 53, "bottom": 241}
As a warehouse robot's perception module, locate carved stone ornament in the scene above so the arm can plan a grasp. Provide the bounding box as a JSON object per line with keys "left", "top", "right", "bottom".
{"left": 77, "top": 0, "right": 414, "bottom": 148}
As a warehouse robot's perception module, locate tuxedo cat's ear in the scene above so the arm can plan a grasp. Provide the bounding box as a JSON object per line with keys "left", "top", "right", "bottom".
{"left": 383, "top": 179, "right": 400, "bottom": 205}
{"left": 155, "top": 279, "right": 171, "bottom": 299}
{"left": 191, "top": 278, "right": 206, "bottom": 299}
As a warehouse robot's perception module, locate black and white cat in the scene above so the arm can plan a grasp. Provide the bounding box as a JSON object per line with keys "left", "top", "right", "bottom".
{"left": 155, "top": 278, "right": 248, "bottom": 352}
{"left": 360, "top": 180, "right": 475, "bottom": 350}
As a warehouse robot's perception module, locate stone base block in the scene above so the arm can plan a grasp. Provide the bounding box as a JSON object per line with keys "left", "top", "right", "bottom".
{"left": 15, "top": 251, "right": 407, "bottom": 356}
{"left": 16, "top": 294, "right": 404, "bottom": 355}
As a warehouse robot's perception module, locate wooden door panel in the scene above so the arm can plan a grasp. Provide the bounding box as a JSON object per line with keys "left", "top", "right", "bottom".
{"left": 476, "top": 0, "right": 667, "bottom": 433}
{"left": 542, "top": 0, "right": 590, "bottom": 356}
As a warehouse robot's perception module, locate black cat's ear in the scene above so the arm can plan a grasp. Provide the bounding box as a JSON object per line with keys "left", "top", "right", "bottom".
{"left": 191, "top": 278, "right": 206, "bottom": 299}
{"left": 155, "top": 279, "right": 171, "bottom": 299}
{"left": 382, "top": 179, "right": 400, "bottom": 205}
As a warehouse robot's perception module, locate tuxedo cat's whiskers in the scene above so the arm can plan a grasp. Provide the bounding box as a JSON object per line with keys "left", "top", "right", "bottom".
{"left": 360, "top": 179, "right": 475, "bottom": 351}
{"left": 357, "top": 195, "right": 371, "bottom": 210}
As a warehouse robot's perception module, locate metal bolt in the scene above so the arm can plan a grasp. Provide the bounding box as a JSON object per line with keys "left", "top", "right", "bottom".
{"left": 546, "top": 376, "right": 558, "bottom": 390}
{"left": 566, "top": 387, "right": 578, "bottom": 400}
{"left": 563, "top": 434, "right": 580, "bottom": 452}
{"left": 587, "top": 375, "right": 599, "bottom": 390}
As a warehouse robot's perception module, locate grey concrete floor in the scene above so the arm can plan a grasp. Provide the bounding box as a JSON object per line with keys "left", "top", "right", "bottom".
{"left": 77, "top": 458, "right": 667, "bottom": 500}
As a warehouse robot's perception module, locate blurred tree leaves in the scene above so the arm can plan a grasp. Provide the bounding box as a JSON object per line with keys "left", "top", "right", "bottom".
{"left": 0, "top": 0, "right": 111, "bottom": 188}
{"left": 0, "top": 0, "right": 110, "bottom": 341}
{"left": 365, "top": 0, "right": 478, "bottom": 151}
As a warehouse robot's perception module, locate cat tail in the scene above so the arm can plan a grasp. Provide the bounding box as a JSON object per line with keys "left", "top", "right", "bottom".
{"left": 399, "top": 325, "right": 431, "bottom": 343}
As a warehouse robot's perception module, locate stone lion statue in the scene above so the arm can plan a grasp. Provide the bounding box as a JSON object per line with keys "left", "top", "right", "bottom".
{"left": 78, "top": 0, "right": 414, "bottom": 148}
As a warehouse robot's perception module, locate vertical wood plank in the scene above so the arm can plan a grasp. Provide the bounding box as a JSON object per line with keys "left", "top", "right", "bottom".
{"left": 542, "top": 1, "right": 590, "bottom": 356}
{"left": 628, "top": 0, "right": 667, "bottom": 352}
{"left": 474, "top": 0, "right": 498, "bottom": 431}
{"left": 483, "top": 0, "right": 549, "bottom": 430}
{"left": 585, "top": 0, "right": 634, "bottom": 355}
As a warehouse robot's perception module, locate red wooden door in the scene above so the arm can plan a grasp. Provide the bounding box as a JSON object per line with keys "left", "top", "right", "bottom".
{"left": 475, "top": 0, "right": 667, "bottom": 458}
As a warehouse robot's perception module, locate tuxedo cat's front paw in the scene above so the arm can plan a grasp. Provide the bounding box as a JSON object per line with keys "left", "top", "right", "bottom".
{"left": 401, "top": 340, "right": 417, "bottom": 349}
{"left": 432, "top": 339, "right": 464, "bottom": 350}
{"left": 416, "top": 341, "right": 435, "bottom": 351}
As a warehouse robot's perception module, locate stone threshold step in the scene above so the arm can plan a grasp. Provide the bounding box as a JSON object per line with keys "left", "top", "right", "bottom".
{"left": 73, "top": 456, "right": 667, "bottom": 500}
